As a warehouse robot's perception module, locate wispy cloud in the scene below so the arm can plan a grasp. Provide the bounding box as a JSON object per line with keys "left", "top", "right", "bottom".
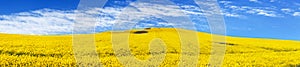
{"left": 0, "top": 9, "right": 74, "bottom": 35}
{"left": 219, "top": 1, "right": 232, "bottom": 5}
{"left": 220, "top": 2, "right": 281, "bottom": 17}
{"left": 218, "top": 0, "right": 300, "bottom": 17}
{"left": 222, "top": 12, "right": 241, "bottom": 17}
{"left": 247, "top": 9, "right": 279, "bottom": 17}
{"left": 293, "top": 12, "right": 300, "bottom": 16}
{"left": 0, "top": 3, "right": 212, "bottom": 35}
{"left": 281, "top": 8, "right": 293, "bottom": 13}
{"left": 270, "top": 0, "right": 276, "bottom": 2}
{"left": 249, "top": 0, "right": 262, "bottom": 3}
{"left": 249, "top": 0, "right": 258, "bottom": 2}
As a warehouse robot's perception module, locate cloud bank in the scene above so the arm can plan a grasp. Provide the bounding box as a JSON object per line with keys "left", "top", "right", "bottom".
{"left": 0, "top": 3, "right": 210, "bottom": 35}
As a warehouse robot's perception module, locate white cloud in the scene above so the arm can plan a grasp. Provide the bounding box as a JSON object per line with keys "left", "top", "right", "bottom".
{"left": 223, "top": 12, "right": 241, "bottom": 17}
{"left": 235, "top": 6, "right": 279, "bottom": 17}
{"left": 250, "top": 9, "right": 278, "bottom": 17}
{"left": 270, "top": 0, "right": 276, "bottom": 2}
{"left": 257, "top": 11, "right": 277, "bottom": 17}
{"left": 220, "top": 0, "right": 298, "bottom": 17}
{"left": 222, "top": 4, "right": 280, "bottom": 17}
{"left": 0, "top": 3, "right": 212, "bottom": 35}
{"left": 249, "top": 0, "right": 258, "bottom": 2}
{"left": 293, "top": 12, "right": 300, "bottom": 16}
{"left": 249, "top": 0, "right": 261, "bottom": 3}
{"left": 112, "top": 2, "right": 205, "bottom": 31}
{"left": 0, "top": 9, "right": 74, "bottom": 35}
{"left": 220, "top": 1, "right": 284, "bottom": 17}
{"left": 219, "top": 1, "right": 232, "bottom": 5}
{"left": 180, "top": 5, "right": 204, "bottom": 15}
{"left": 281, "top": 8, "right": 293, "bottom": 13}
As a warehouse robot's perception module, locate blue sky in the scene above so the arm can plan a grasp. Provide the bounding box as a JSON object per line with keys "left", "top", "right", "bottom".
{"left": 0, "top": 0, "right": 299, "bottom": 40}
{"left": 0, "top": 0, "right": 79, "bottom": 15}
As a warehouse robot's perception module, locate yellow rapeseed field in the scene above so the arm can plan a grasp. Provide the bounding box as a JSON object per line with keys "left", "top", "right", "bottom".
{"left": 0, "top": 28, "right": 300, "bottom": 67}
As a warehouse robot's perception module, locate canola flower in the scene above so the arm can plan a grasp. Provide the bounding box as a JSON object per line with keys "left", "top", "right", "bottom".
{"left": 0, "top": 28, "right": 300, "bottom": 67}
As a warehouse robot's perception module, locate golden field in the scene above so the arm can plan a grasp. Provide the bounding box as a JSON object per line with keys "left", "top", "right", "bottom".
{"left": 0, "top": 28, "right": 300, "bottom": 67}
